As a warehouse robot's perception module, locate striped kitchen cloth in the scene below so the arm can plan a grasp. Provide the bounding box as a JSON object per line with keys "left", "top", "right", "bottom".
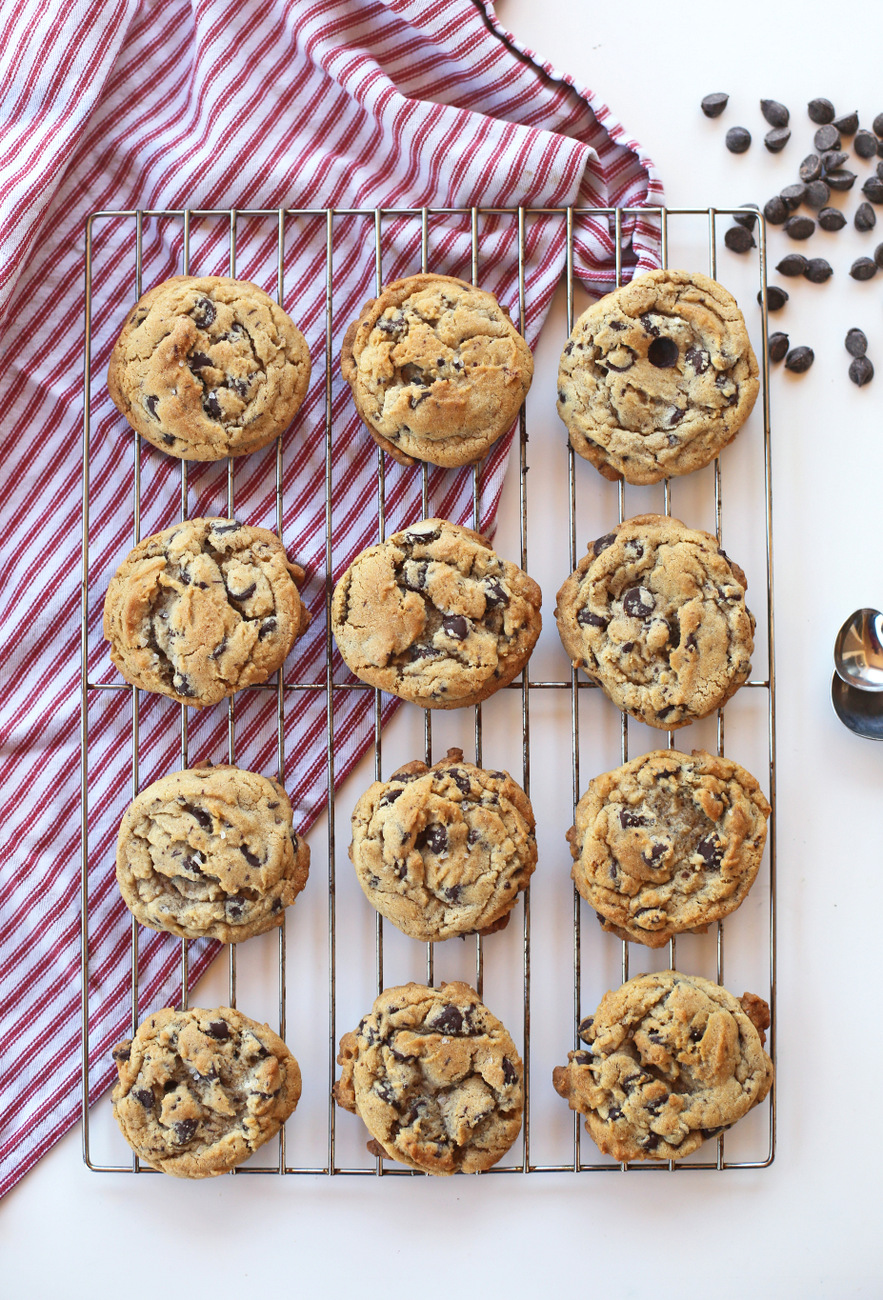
{"left": 0, "top": 0, "right": 661, "bottom": 1196}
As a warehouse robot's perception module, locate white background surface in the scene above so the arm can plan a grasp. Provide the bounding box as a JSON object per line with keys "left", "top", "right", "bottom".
{"left": 5, "top": 2, "right": 883, "bottom": 1295}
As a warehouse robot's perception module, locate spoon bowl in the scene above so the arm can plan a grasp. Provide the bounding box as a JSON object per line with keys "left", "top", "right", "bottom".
{"left": 833, "top": 607, "right": 883, "bottom": 691}
{"left": 831, "top": 672, "right": 883, "bottom": 741}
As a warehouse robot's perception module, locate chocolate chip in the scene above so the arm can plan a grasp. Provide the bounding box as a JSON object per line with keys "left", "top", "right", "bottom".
{"left": 442, "top": 615, "right": 469, "bottom": 639}
{"left": 761, "top": 98, "right": 789, "bottom": 128}
{"left": 240, "top": 845, "right": 260, "bottom": 867}
{"left": 850, "top": 257, "right": 878, "bottom": 280}
{"left": 226, "top": 897, "right": 247, "bottom": 919}
{"left": 576, "top": 607, "right": 606, "bottom": 628}
{"left": 784, "top": 346, "right": 814, "bottom": 373}
{"left": 466, "top": 829, "right": 480, "bottom": 848}
{"left": 593, "top": 532, "right": 617, "bottom": 556}
{"left": 876, "top": 243, "right": 883, "bottom": 269}
{"left": 855, "top": 202, "right": 876, "bottom": 232}
{"left": 768, "top": 332, "right": 789, "bottom": 363}
{"left": 849, "top": 356, "right": 874, "bottom": 387}
{"left": 484, "top": 579, "right": 508, "bottom": 608}
{"left": 643, "top": 842, "right": 667, "bottom": 866}
{"left": 725, "top": 126, "right": 751, "bottom": 153}
{"left": 604, "top": 345, "right": 636, "bottom": 372}
{"left": 799, "top": 154, "right": 822, "bottom": 182}
{"left": 855, "top": 129, "right": 878, "bottom": 159}
{"left": 570, "top": 1051, "right": 593, "bottom": 1067}
{"left": 173, "top": 1119, "right": 198, "bottom": 1144}
{"left": 862, "top": 176, "right": 883, "bottom": 204}
{"left": 759, "top": 286, "right": 788, "bottom": 311}
{"left": 133, "top": 1088, "right": 153, "bottom": 1108}
{"left": 764, "top": 126, "right": 790, "bottom": 153}
{"left": 409, "top": 643, "right": 443, "bottom": 661}
{"left": 877, "top": 161, "right": 883, "bottom": 180}
{"left": 826, "top": 169, "right": 857, "bottom": 192}
{"left": 732, "top": 206, "right": 757, "bottom": 231}
{"left": 206, "top": 1019, "right": 230, "bottom": 1040}
{"left": 501, "top": 1057, "right": 518, "bottom": 1085}
{"left": 821, "top": 149, "right": 848, "bottom": 173}
{"left": 431, "top": 1004, "right": 464, "bottom": 1034}
{"left": 640, "top": 313, "right": 660, "bottom": 336}
{"left": 874, "top": 112, "right": 883, "bottom": 136}
{"left": 447, "top": 769, "right": 471, "bottom": 797}
{"left": 144, "top": 394, "right": 160, "bottom": 419}
{"left": 204, "top": 391, "right": 223, "bottom": 420}
{"left": 724, "top": 225, "right": 755, "bottom": 253}
{"left": 804, "top": 258, "right": 833, "bottom": 283}
{"left": 763, "top": 195, "right": 788, "bottom": 225}
{"left": 189, "top": 351, "right": 213, "bottom": 370}
{"left": 804, "top": 180, "right": 830, "bottom": 209}
{"left": 400, "top": 362, "right": 427, "bottom": 385}
{"left": 192, "top": 297, "right": 216, "bottom": 329}
{"left": 780, "top": 183, "right": 806, "bottom": 210}
{"left": 696, "top": 834, "right": 724, "bottom": 868}
{"left": 417, "top": 824, "right": 448, "bottom": 855}
{"left": 818, "top": 206, "right": 847, "bottom": 231}
{"left": 257, "top": 617, "right": 277, "bottom": 640}
{"left": 229, "top": 582, "right": 256, "bottom": 602}
{"left": 577, "top": 1016, "right": 594, "bottom": 1042}
{"left": 808, "top": 97, "right": 835, "bottom": 124}
{"left": 228, "top": 378, "right": 248, "bottom": 398}
{"left": 112, "top": 1044, "right": 131, "bottom": 1062}
{"left": 784, "top": 216, "right": 814, "bottom": 239}
{"left": 846, "top": 328, "right": 868, "bottom": 357}
{"left": 180, "top": 854, "right": 203, "bottom": 874}
{"left": 685, "top": 346, "right": 709, "bottom": 373}
{"left": 833, "top": 110, "right": 858, "bottom": 135}
{"left": 185, "top": 804, "right": 212, "bottom": 831}
{"left": 647, "top": 337, "right": 679, "bottom": 367}
{"left": 619, "top": 809, "right": 648, "bottom": 828}
{"left": 212, "top": 520, "right": 241, "bottom": 533}
{"left": 776, "top": 254, "right": 808, "bottom": 277}
{"left": 814, "top": 124, "right": 841, "bottom": 151}
{"left": 701, "top": 92, "right": 728, "bottom": 118}
{"left": 379, "top": 788, "right": 403, "bottom": 806}
{"left": 622, "top": 586, "right": 655, "bottom": 617}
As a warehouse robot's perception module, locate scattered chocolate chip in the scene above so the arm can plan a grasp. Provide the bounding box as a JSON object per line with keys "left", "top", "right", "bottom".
{"left": 185, "top": 804, "right": 212, "bottom": 831}
{"left": 845, "top": 328, "right": 868, "bottom": 357}
{"left": 189, "top": 351, "right": 213, "bottom": 370}
{"left": 502, "top": 1057, "right": 519, "bottom": 1085}
{"left": 808, "top": 98, "right": 836, "bottom": 125}
{"left": 849, "top": 356, "right": 874, "bottom": 386}
{"left": 862, "top": 176, "right": 883, "bottom": 204}
{"left": 619, "top": 808, "right": 649, "bottom": 828}
{"left": 643, "top": 842, "right": 668, "bottom": 866}
{"left": 855, "top": 202, "right": 877, "bottom": 232}
{"left": 799, "top": 153, "right": 822, "bottom": 182}
{"left": 780, "top": 182, "right": 806, "bottom": 209}
{"left": 784, "top": 215, "right": 815, "bottom": 239}
{"left": 821, "top": 149, "right": 848, "bottom": 173}
{"left": 576, "top": 607, "right": 606, "bottom": 627}
{"left": 593, "top": 532, "right": 617, "bottom": 555}
{"left": 442, "top": 614, "right": 469, "bottom": 639}
{"left": 132, "top": 1088, "right": 153, "bottom": 1108}
{"left": 724, "top": 225, "right": 755, "bottom": 254}
{"left": 804, "top": 258, "right": 833, "bottom": 283}
{"left": 229, "top": 582, "right": 256, "bottom": 602}
{"left": 814, "top": 124, "right": 841, "bottom": 151}
{"left": 878, "top": 161, "right": 883, "bottom": 180}
{"left": 784, "top": 346, "right": 814, "bottom": 373}
{"left": 212, "top": 520, "right": 241, "bottom": 533}
{"left": 174, "top": 1119, "right": 198, "bottom": 1144}
{"left": 850, "top": 257, "right": 878, "bottom": 280}
{"left": 768, "top": 332, "right": 789, "bottom": 363}
{"left": 765, "top": 126, "right": 790, "bottom": 153}
{"left": 647, "top": 336, "right": 680, "bottom": 367}
{"left": 685, "top": 346, "right": 710, "bottom": 373}
{"left": 732, "top": 206, "right": 758, "bottom": 230}
{"left": 701, "top": 92, "right": 729, "bottom": 118}
{"left": 804, "top": 180, "right": 830, "bottom": 209}
{"left": 833, "top": 110, "right": 858, "bottom": 135}
{"left": 876, "top": 243, "right": 883, "bottom": 269}
{"left": 759, "top": 286, "right": 788, "bottom": 311}
{"left": 874, "top": 112, "right": 883, "bottom": 136}
{"left": 226, "top": 897, "right": 247, "bottom": 920}
{"left": 826, "top": 169, "right": 857, "bottom": 192}
{"left": 207, "top": 1019, "right": 230, "bottom": 1039}
{"left": 725, "top": 126, "right": 751, "bottom": 153}
{"left": 431, "top": 1004, "right": 463, "bottom": 1034}
{"left": 761, "top": 98, "right": 789, "bottom": 128}
{"left": 112, "top": 1044, "right": 131, "bottom": 1063}
{"left": 484, "top": 579, "right": 508, "bottom": 607}
{"left": 577, "top": 1016, "right": 594, "bottom": 1042}
{"left": 855, "top": 129, "right": 878, "bottom": 159}
{"left": 257, "top": 617, "right": 277, "bottom": 640}
{"left": 144, "top": 394, "right": 159, "bottom": 419}
{"left": 696, "top": 834, "right": 724, "bottom": 868}
{"left": 192, "top": 297, "right": 216, "bottom": 329}
{"left": 203, "top": 391, "right": 223, "bottom": 420}
{"left": 418, "top": 824, "right": 448, "bottom": 855}
{"left": 763, "top": 195, "right": 788, "bottom": 224}
{"left": 622, "top": 586, "right": 655, "bottom": 617}
{"left": 776, "top": 253, "right": 808, "bottom": 276}
{"left": 818, "top": 206, "right": 847, "bottom": 231}
{"left": 240, "top": 845, "right": 260, "bottom": 867}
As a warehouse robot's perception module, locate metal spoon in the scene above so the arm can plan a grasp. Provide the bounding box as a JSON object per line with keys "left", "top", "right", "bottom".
{"left": 833, "top": 607, "right": 883, "bottom": 691}
{"left": 831, "top": 672, "right": 883, "bottom": 741}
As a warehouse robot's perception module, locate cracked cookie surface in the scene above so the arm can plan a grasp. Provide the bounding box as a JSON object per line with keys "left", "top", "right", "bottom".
{"left": 341, "top": 273, "right": 533, "bottom": 467}
{"left": 334, "top": 981, "right": 523, "bottom": 1174}
{"left": 116, "top": 765, "right": 310, "bottom": 942}
{"left": 349, "top": 747, "right": 536, "bottom": 942}
{"left": 552, "top": 970, "right": 773, "bottom": 1162}
{"left": 557, "top": 269, "right": 758, "bottom": 485}
{"left": 331, "top": 518, "right": 541, "bottom": 709}
{"left": 568, "top": 749, "right": 770, "bottom": 947}
{"left": 108, "top": 275, "right": 311, "bottom": 460}
{"left": 111, "top": 1006, "right": 301, "bottom": 1177}
{"left": 103, "top": 517, "right": 310, "bottom": 707}
{"left": 555, "top": 514, "right": 754, "bottom": 729}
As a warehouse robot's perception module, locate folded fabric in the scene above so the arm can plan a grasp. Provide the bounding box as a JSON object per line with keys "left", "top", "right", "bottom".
{"left": 0, "top": 0, "right": 661, "bottom": 1197}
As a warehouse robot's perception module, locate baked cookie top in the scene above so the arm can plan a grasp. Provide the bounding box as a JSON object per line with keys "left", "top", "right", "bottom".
{"left": 349, "top": 747, "right": 536, "bottom": 942}
{"left": 334, "top": 981, "right": 523, "bottom": 1175}
{"left": 108, "top": 275, "right": 311, "bottom": 461}
{"left": 111, "top": 1006, "right": 301, "bottom": 1178}
{"left": 557, "top": 268, "right": 759, "bottom": 485}
{"left": 116, "top": 765, "right": 310, "bottom": 942}
{"left": 568, "top": 749, "right": 770, "bottom": 947}
{"left": 331, "top": 518, "right": 542, "bottom": 709}
{"left": 552, "top": 970, "right": 773, "bottom": 1162}
{"left": 340, "top": 273, "right": 533, "bottom": 467}
{"left": 103, "top": 517, "right": 310, "bottom": 708}
{"left": 555, "top": 514, "right": 754, "bottom": 729}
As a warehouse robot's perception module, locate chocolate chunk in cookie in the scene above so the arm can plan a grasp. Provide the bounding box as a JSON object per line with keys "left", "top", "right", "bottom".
{"left": 334, "top": 981, "right": 523, "bottom": 1174}
{"left": 103, "top": 517, "right": 310, "bottom": 707}
{"left": 349, "top": 748, "right": 536, "bottom": 941}
{"left": 553, "top": 971, "right": 773, "bottom": 1162}
{"left": 567, "top": 749, "right": 770, "bottom": 946}
{"left": 108, "top": 276, "right": 311, "bottom": 460}
{"left": 557, "top": 269, "right": 759, "bottom": 485}
{"left": 116, "top": 765, "right": 310, "bottom": 942}
{"left": 555, "top": 514, "right": 754, "bottom": 729}
{"left": 331, "top": 518, "right": 541, "bottom": 709}
{"left": 111, "top": 1007, "right": 301, "bottom": 1177}
{"left": 340, "top": 273, "right": 533, "bottom": 468}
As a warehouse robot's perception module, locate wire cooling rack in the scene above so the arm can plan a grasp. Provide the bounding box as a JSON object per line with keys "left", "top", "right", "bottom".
{"left": 81, "top": 204, "right": 776, "bottom": 1175}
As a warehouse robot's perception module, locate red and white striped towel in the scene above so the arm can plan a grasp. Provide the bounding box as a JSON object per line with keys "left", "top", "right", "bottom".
{"left": 0, "top": 0, "right": 661, "bottom": 1196}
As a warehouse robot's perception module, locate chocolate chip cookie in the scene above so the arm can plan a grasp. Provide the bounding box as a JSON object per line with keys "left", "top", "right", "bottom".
{"left": 349, "top": 748, "right": 536, "bottom": 942}
{"left": 557, "top": 269, "right": 759, "bottom": 485}
{"left": 340, "top": 273, "right": 533, "bottom": 467}
{"left": 116, "top": 765, "right": 310, "bottom": 942}
{"left": 555, "top": 514, "right": 754, "bottom": 729}
{"left": 331, "top": 518, "right": 541, "bottom": 709}
{"left": 552, "top": 970, "right": 773, "bottom": 1162}
{"left": 567, "top": 749, "right": 770, "bottom": 947}
{"left": 103, "top": 517, "right": 310, "bottom": 708}
{"left": 111, "top": 1006, "right": 301, "bottom": 1177}
{"left": 108, "top": 275, "right": 311, "bottom": 460}
{"left": 334, "top": 981, "right": 523, "bottom": 1174}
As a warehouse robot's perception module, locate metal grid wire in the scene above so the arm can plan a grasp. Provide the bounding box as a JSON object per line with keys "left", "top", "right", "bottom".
{"left": 81, "top": 204, "right": 776, "bottom": 1174}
